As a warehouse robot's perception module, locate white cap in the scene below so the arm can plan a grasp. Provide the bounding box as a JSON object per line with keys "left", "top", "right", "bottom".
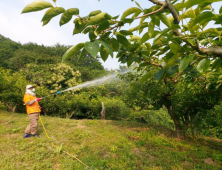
{"left": 26, "top": 84, "right": 35, "bottom": 90}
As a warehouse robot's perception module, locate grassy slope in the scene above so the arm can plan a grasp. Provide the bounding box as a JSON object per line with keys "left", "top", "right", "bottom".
{"left": 0, "top": 110, "right": 222, "bottom": 170}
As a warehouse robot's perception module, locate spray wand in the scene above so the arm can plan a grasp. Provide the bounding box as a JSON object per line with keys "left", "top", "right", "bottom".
{"left": 42, "top": 91, "right": 61, "bottom": 99}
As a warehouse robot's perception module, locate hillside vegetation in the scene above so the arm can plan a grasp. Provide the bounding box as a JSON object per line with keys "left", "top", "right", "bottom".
{"left": 0, "top": 110, "right": 221, "bottom": 170}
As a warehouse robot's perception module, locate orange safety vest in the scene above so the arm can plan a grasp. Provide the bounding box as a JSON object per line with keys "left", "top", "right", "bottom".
{"left": 23, "top": 93, "right": 41, "bottom": 114}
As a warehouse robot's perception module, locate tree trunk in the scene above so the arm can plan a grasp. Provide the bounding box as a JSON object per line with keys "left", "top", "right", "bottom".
{"left": 163, "top": 96, "right": 183, "bottom": 138}
{"left": 100, "top": 102, "right": 105, "bottom": 119}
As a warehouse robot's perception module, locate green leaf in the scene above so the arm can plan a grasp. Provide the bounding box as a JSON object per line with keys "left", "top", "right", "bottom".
{"left": 60, "top": 7, "right": 79, "bottom": 25}
{"left": 89, "top": 28, "right": 97, "bottom": 41}
{"left": 167, "top": 65, "right": 178, "bottom": 76}
{"left": 212, "top": 58, "right": 222, "bottom": 70}
{"left": 41, "top": 7, "right": 65, "bottom": 22}
{"left": 97, "top": 21, "right": 110, "bottom": 32}
{"left": 109, "top": 38, "right": 119, "bottom": 51}
{"left": 73, "top": 19, "right": 87, "bottom": 35}
{"left": 154, "top": 69, "right": 164, "bottom": 81}
{"left": 179, "top": 54, "right": 194, "bottom": 72}
{"left": 220, "top": 6, "right": 222, "bottom": 14}
{"left": 185, "top": 0, "right": 222, "bottom": 9}
{"left": 21, "top": 0, "right": 53, "bottom": 13}
{"left": 89, "top": 10, "right": 102, "bottom": 17}
{"left": 170, "top": 43, "right": 180, "bottom": 54}
{"left": 153, "top": 24, "right": 180, "bottom": 44}
{"left": 77, "top": 48, "right": 87, "bottom": 62}
{"left": 60, "top": 12, "right": 72, "bottom": 26}
{"left": 87, "top": 13, "right": 111, "bottom": 25}
{"left": 62, "top": 43, "right": 84, "bottom": 62}
{"left": 123, "top": 18, "right": 134, "bottom": 23}
{"left": 116, "top": 34, "right": 130, "bottom": 48}
{"left": 148, "top": 20, "right": 154, "bottom": 37}
{"left": 119, "top": 30, "right": 133, "bottom": 36}
{"left": 198, "top": 28, "right": 219, "bottom": 36}
{"left": 197, "top": 58, "right": 211, "bottom": 72}
{"left": 140, "top": 72, "right": 152, "bottom": 83}
{"left": 135, "top": 1, "right": 143, "bottom": 10}
{"left": 100, "top": 40, "right": 113, "bottom": 57}
{"left": 141, "top": 33, "right": 150, "bottom": 44}
{"left": 188, "top": 11, "right": 214, "bottom": 29}
{"left": 84, "top": 40, "right": 100, "bottom": 58}
{"left": 66, "top": 8, "right": 79, "bottom": 15}
{"left": 120, "top": 7, "right": 141, "bottom": 21}
{"left": 100, "top": 45, "right": 109, "bottom": 62}
{"left": 112, "top": 15, "right": 119, "bottom": 20}
{"left": 157, "top": 13, "right": 171, "bottom": 27}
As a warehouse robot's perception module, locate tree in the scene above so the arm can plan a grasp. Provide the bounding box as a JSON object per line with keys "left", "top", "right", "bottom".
{"left": 0, "top": 68, "right": 28, "bottom": 112}
{"left": 22, "top": 0, "right": 222, "bottom": 137}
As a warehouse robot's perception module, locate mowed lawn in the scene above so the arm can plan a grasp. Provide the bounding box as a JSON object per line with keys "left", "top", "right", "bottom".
{"left": 0, "top": 110, "right": 222, "bottom": 170}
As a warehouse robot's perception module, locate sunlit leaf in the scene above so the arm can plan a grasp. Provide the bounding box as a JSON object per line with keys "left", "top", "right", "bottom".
{"left": 197, "top": 58, "right": 210, "bottom": 72}
{"left": 84, "top": 40, "right": 100, "bottom": 58}
{"left": 62, "top": 43, "right": 84, "bottom": 62}
{"left": 22, "top": 0, "right": 53, "bottom": 13}
{"left": 41, "top": 7, "right": 65, "bottom": 22}
{"left": 87, "top": 13, "right": 111, "bottom": 25}
{"left": 120, "top": 7, "right": 141, "bottom": 21}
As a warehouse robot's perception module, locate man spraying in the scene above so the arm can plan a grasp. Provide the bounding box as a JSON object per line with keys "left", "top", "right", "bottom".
{"left": 23, "top": 85, "right": 42, "bottom": 138}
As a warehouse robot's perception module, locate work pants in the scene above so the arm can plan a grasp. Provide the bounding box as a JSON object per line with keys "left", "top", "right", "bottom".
{"left": 25, "top": 112, "right": 39, "bottom": 135}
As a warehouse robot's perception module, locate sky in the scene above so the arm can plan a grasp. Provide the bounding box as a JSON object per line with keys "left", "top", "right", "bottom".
{"left": 0, "top": 0, "right": 222, "bottom": 70}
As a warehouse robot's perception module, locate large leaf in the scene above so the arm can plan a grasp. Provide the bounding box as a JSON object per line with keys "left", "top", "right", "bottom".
{"left": 109, "top": 38, "right": 119, "bottom": 52}
{"left": 120, "top": 7, "right": 141, "bottom": 21}
{"left": 153, "top": 24, "right": 180, "bottom": 44}
{"left": 178, "top": 54, "right": 194, "bottom": 72}
{"left": 119, "top": 30, "right": 133, "bottom": 36}
{"left": 157, "top": 13, "right": 171, "bottom": 27}
{"left": 154, "top": 69, "right": 164, "bottom": 81}
{"left": 197, "top": 58, "right": 211, "bottom": 72}
{"left": 185, "top": 0, "right": 222, "bottom": 9}
{"left": 148, "top": 19, "right": 155, "bottom": 37}
{"left": 141, "top": 33, "right": 150, "bottom": 44}
{"left": 170, "top": 43, "right": 180, "bottom": 54}
{"left": 100, "top": 45, "right": 109, "bottom": 62}
{"left": 188, "top": 11, "right": 214, "bottom": 28}
{"left": 60, "top": 8, "right": 79, "bottom": 26}
{"left": 87, "top": 13, "right": 111, "bottom": 25}
{"left": 62, "top": 43, "right": 84, "bottom": 62}
{"left": 73, "top": 19, "right": 87, "bottom": 35}
{"left": 212, "top": 58, "right": 222, "bottom": 70}
{"left": 22, "top": 0, "right": 53, "bottom": 13}
{"left": 97, "top": 21, "right": 110, "bottom": 32}
{"left": 89, "top": 28, "right": 97, "bottom": 41}
{"left": 84, "top": 40, "right": 100, "bottom": 58}
{"left": 41, "top": 7, "right": 65, "bottom": 22}
{"left": 116, "top": 34, "right": 130, "bottom": 48}
{"left": 100, "top": 40, "right": 113, "bottom": 57}
{"left": 89, "top": 10, "right": 102, "bottom": 17}
{"left": 77, "top": 48, "right": 87, "bottom": 62}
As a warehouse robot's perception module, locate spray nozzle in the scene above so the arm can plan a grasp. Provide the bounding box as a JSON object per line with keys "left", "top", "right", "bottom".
{"left": 57, "top": 91, "right": 61, "bottom": 94}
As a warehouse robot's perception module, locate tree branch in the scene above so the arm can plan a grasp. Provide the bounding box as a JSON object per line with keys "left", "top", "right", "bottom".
{"left": 135, "top": 4, "right": 165, "bottom": 19}
{"left": 163, "top": 0, "right": 222, "bottom": 57}
{"left": 138, "top": 57, "right": 163, "bottom": 69}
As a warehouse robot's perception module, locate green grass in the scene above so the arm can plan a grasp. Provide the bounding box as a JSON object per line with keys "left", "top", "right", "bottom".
{"left": 0, "top": 110, "right": 222, "bottom": 170}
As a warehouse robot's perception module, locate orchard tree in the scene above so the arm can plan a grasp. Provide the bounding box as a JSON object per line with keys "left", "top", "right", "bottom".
{"left": 22, "top": 0, "right": 222, "bottom": 137}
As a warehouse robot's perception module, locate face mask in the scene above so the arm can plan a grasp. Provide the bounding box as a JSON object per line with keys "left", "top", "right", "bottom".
{"left": 32, "top": 88, "right": 35, "bottom": 92}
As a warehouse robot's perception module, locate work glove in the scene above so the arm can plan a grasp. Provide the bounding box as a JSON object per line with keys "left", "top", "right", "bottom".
{"left": 36, "top": 98, "right": 42, "bottom": 102}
